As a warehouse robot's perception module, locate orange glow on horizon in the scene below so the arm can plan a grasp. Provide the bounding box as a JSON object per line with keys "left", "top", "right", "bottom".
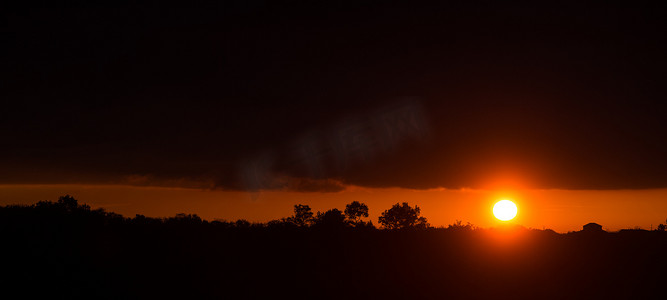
{"left": 1, "top": 184, "right": 666, "bottom": 233}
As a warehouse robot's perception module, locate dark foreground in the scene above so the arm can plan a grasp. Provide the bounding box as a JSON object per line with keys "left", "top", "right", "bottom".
{"left": 2, "top": 203, "right": 666, "bottom": 300}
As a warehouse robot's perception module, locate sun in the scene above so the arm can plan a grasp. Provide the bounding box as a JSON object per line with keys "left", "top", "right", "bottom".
{"left": 493, "top": 200, "right": 518, "bottom": 221}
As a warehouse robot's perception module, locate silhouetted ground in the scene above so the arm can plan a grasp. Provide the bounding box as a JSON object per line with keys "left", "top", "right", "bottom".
{"left": 1, "top": 199, "right": 665, "bottom": 299}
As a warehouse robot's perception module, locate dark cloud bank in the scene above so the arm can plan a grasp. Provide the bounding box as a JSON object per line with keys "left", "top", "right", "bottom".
{"left": 2, "top": 1, "right": 666, "bottom": 191}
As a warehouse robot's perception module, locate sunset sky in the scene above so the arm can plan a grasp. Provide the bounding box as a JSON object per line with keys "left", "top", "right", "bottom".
{"left": 2, "top": 2, "right": 666, "bottom": 232}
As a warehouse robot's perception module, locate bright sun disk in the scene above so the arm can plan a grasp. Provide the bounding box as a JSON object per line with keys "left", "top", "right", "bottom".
{"left": 493, "top": 200, "right": 518, "bottom": 221}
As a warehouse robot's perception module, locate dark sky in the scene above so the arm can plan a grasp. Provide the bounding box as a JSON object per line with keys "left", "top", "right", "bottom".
{"left": 3, "top": 1, "right": 666, "bottom": 191}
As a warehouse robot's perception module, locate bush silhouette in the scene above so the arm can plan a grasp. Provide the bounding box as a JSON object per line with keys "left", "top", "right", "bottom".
{"left": 446, "top": 220, "right": 476, "bottom": 231}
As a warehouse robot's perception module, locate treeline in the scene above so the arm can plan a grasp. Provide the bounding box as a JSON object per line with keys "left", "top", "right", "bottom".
{"left": 0, "top": 195, "right": 435, "bottom": 231}
{"left": 3, "top": 195, "right": 666, "bottom": 232}
{"left": 3, "top": 195, "right": 667, "bottom": 233}
{"left": 1, "top": 195, "right": 666, "bottom": 299}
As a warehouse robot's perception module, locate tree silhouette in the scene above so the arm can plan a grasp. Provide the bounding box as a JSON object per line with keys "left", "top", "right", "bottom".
{"left": 165, "top": 213, "right": 203, "bottom": 227}
{"left": 286, "top": 204, "right": 314, "bottom": 227}
{"left": 656, "top": 218, "right": 667, "bottom": 231}
{"left": 235, "top": 219, "right": 251, "bottom": 228}
{"left": 35, "top": 194, "right": 91, "bottom": 212}
{"left": 344, "top": 201, "right": 369, "bottom": 224}
{"left": 313, "top": 208, "right": 347, "bottom": 229}
{"left": 57, "top": 194, "right": 80, "bottom": 210}
{"left": 378, "top": 202, "right": 429, "bottom": 229}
